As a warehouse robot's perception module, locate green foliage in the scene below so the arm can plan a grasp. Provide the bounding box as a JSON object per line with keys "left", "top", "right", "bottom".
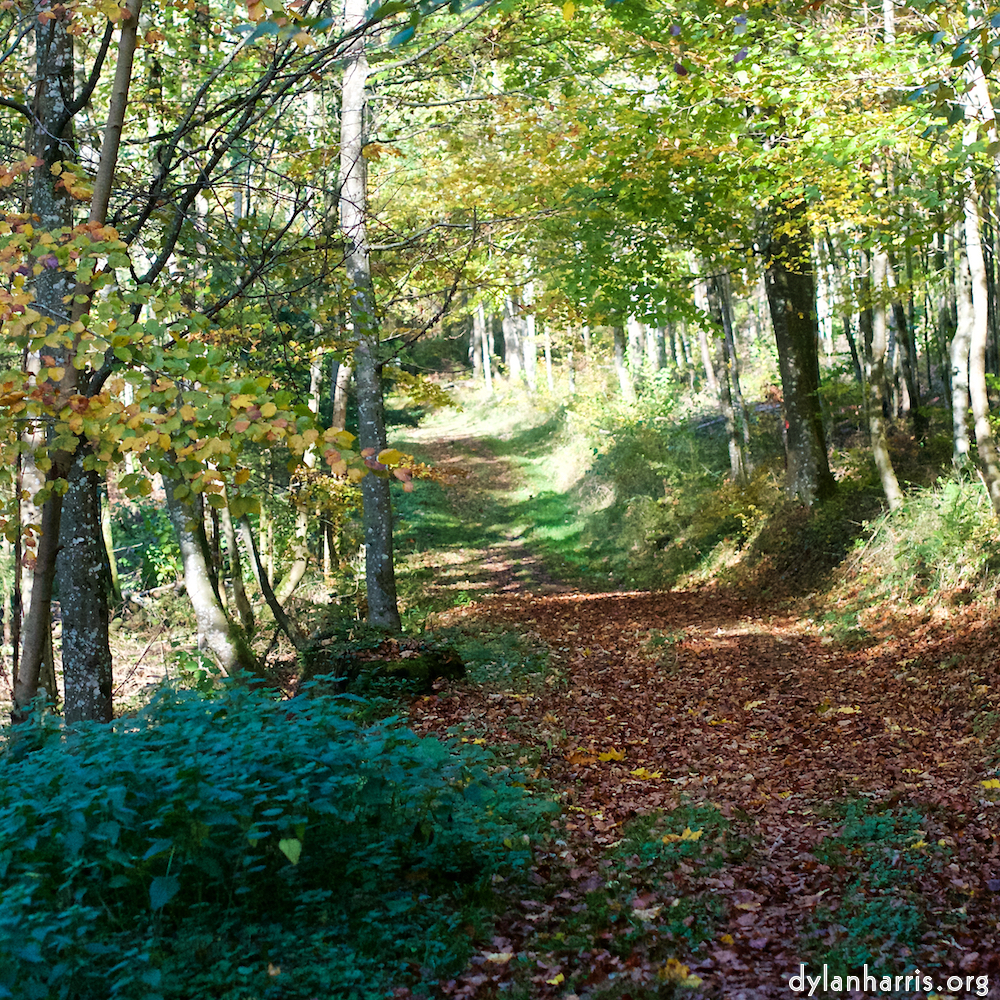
{"left": 432, "top": 626, "right": 552, "bottom": 691}
{"left": 848, "top": 475, "right": 1000, "bottom": 604}
{"left": 525, "top": 804, "right": 750, "bottom": 998}
{"left": 804, "top": 801, "right": 952, "bottom": 972}
{"left": 0, "top": 681, "right": 554, "bottom": 999}
{"left": 112, "top": 498, "right": 182, "bottom": 589}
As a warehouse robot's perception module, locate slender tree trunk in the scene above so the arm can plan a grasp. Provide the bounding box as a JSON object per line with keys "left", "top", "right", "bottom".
{"left": 276, "top": 355, "right": 321, "bottom": 601}
{"left": 953, "top": 223, "right": 974, "bottom": 467}
{"left": 543, "top": 328, "right": 555, "bottom": 392}
{"left": 703, "top": 280, "right": 749, "bottom": 483}
{"left": 612, "top": 325, "right": 636, "bottom": 402}
{"left": 763, "top": 203, "right": 836, "bottom": 504}
{"left": 869, "top": 248, "right": 905, "bottom": 510}
{"left": 221, "top": 505, "right": 254, "bottom": 634}
{"left": 693, "top": 278, "right": 720, "bottom": 395}
{"left": 475, "top": 302, "right": 492, "bottom": 394}
{"left": 522, "top": 283, "right": 538, "bottom": 392}
{"left": 101, "top": 492, "right": 122, "bottom": 605}
{"left": 340, "top": 0, "right": 400, "bottom": 629}
{"left": 238, "top": 516, "right": 308, "bottom": 652}
{"left": 961, "top": 49, "right": 1000, "bottom": 509}
{"left": 965, "top": 179, "right": 1000, "bottom": 514}
{"left": 165, "top": 477, "right": 258, "bottom": 675}
{"left": 502, "top": 295, "right": 524, "bottom": 384}
{"left": 469, "top": 307, "right": 483, "bottom": 381}
{"left": 717, "top": 273, "right": 753, "bottom": 460}
{"left": 331, "top": 360, "right": 352, "bottom": 431}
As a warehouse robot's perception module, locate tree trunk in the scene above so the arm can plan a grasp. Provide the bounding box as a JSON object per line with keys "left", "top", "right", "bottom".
{"left": 704, "top": 280, "right": 749, "bottom": 483}
{"left": 13, "top": 13, "right": 77, "bottom": 719}
{"left": 221, "top": 505, "right": 255, "bottom": 635}
{"left": 869, "top": 248, "right": 905, "bottom": 510}
{"left": 502, "top": 295, "right": 524, "bottom": 384}
{"left": 612, "top": 325, "right": 636, "bottom": 402}
{"left": 475, "top": 302, "right": 492, "bottom": 394}
{"left": 523, "top": 283, "right": 538, "bottom": 392}
{"left": 953, "top": 225, "right": 974, "bottom": 468}
{"left": 965, "top": 179, "right": 1000, "bottom": 514}
{"left": 693, "top": 278, "right": 720, "bottom": 395}
{"left": 331, "top": 360, "right": 352, "bottom": 432}
{"left": 340, "top": 0, "right": 400, "bottom": 630}
{"left": 763, "top": 204, "right": 836, "bottom": 504}
{"left": 58, "top": 449, "right": 112, "bottom": 723}
{"left": 716, "top": 273, "right": 753, "bottom": 461}
{"left": 164, "top": 477, "right": 259, "bottom": 675}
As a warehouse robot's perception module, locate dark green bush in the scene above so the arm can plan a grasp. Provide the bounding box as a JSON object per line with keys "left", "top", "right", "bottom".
{"left": 0, "top": 681, "right": 553, "bottom": 999}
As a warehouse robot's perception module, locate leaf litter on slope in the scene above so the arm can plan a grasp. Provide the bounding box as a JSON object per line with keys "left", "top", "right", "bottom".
{"left": 394, "top": 434, "right": 1000, "bottom": 997}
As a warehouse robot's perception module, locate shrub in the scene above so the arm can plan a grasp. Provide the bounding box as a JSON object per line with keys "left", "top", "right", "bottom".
{"left": 0, "top": 681, "right": 553, "bottom": 999}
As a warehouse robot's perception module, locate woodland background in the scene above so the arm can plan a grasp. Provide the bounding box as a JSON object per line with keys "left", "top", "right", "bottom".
{"left": 4, "top": 0, "right": 1000, "bottom": 996}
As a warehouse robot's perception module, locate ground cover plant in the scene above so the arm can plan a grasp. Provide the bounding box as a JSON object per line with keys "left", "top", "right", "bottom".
{"left": 0, "top": 680, "right": 554, "bottom": 1000}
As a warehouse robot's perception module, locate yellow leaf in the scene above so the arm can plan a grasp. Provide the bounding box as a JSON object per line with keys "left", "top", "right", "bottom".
{"left": 720, "top": 934, "right": 735, "bottom": 945}
{"left": 235, "top": 468, "right": 251, "bottom": 485}
{"left": 377, "top": 447, "right": 404, "bottom": 466}
{"left": 484, "top": 952, "right": 514, "bottom": 964}
{"left": 744, "top": 699, "right": 765, "bottom": 710}
{"left": 983, "top": 779, "right": 1000, "bottom": 789}
{"left": 230, "top": 393, "right": 253, "bottom": 409}
{"left": 347, "top": 466, "right": 367, "bottom": 482}
{"left": 598, "top": 749, "right": 626, "bottom": 761}
{"left": 663, "top": 827, "right": 702, "bottom": 843}
{"left": 562, "top": 0, "right": 574, "bottom": 19}
{"left": 630, "top": 767, "right": 662, "bottom": 780}
{"left": 179, "top": 405, "right": 196, "bottom": 422}
{"left": 330, "top": 429, "right": 356, "bottom": 447}
{"left": 292, "top": 29, "right": 314, "bottom": 48}
{"left": 260, "top": 401, "right": 277, "bottom": 418}
{"left": 545, "top": 973, "right": 564, "bottom": 985}
{"left": 657, "top": 959, "right": 701, "bottom": 988}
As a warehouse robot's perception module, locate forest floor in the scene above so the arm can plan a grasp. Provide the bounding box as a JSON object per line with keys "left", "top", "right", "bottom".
{"left": 395, "top": 425, "right": 1000, "bottom": 1000}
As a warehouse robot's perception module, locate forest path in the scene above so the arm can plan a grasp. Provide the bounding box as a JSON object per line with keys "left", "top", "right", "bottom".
{"left": 398, "top": 431, "right": 1000, "bottom": 997}
{"left": 396, "top": 424, "right": 578, "bottom": 604}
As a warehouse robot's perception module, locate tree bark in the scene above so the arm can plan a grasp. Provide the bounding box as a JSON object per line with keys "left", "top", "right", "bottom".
{"left": 869, "top": 248, "right": 905, "bottom": 510}
{"left": 763, "top": 204, "right": 836, "bottom": 504}
{"left": 693, "top": 278, "right": 720, "bottom": 395}
{"left": 475, "top": 301, "right": 492, "bottom": 394}
{"left": 612, "top": 325, "right": 636, "bottom": 402}
{"left": 221, "top": 505, "right": 255, "bottom": 635}
{"left": 58, "top": 448, "right": 112, "bottom": 723}
{"left": 965, "top": 180, "right": 1000, "bottom": 514}
{"left": 953, "top": 223, "right": 974, "bottom": 468}
{"left": 340, "top": 0, "right": 400, "bottom": 630}
{"left": 164, "top": 477, "right": 259, "bottom": 676}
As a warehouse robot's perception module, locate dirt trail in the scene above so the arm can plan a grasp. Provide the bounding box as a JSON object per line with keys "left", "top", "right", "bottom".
{"left": 402, "top": 434, "right": 1000, "bottom": 998}
{"left": 400, "top": 429, "right": 576, "bottom": 599}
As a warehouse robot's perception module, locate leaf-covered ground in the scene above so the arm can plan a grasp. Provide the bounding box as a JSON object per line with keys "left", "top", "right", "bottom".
{"left": 398, "top": 430, "right": 1000, "bottom": 1000}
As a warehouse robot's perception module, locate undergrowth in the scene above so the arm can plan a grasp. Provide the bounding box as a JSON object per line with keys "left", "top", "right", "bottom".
{"left": 0, "top": 680, "right": 555, "bottom": 1000}
{"left": 411, "top": 380, "right": 994, "bottom": 614}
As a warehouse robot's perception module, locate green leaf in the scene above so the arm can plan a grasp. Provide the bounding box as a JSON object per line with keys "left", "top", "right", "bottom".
{"left": 389, "top": 25, "right": 415, "bottom": 46}
{"left": 278, "top": 838, "right": 302, "bottom": 865}
{"left": 149, "top": 875, "right": 180, "bottom": 911}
